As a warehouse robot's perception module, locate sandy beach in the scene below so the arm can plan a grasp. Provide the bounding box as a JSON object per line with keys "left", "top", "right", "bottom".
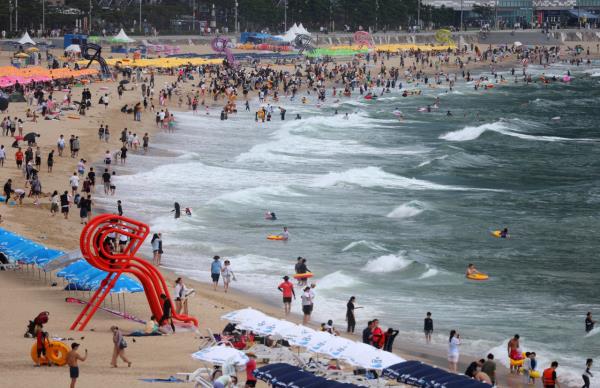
{"left": 0, "top": 36, "right": 596, "bottom": 388}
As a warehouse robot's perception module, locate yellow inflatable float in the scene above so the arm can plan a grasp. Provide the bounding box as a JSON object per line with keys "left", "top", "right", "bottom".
{"left": 466, "top": 273, "right": 489, "bottom": 281}
{"left": 491, "top": 230, "right": 502, "bottom": 238}
{"left": 30, "top": 340, "right": 69, "bottom": 366}
{"left": 267, "top": 235, "right": 286, "bottom": 240}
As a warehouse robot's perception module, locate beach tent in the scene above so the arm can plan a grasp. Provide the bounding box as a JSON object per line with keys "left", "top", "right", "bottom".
{"left": 18, "top": 31, "right": 36, "bottom": 45}
{"left": 111, "top": 29, "right": 135, "bottom": 44}
{"left": 297, "top": 23, "right": 310, "bottom": 35}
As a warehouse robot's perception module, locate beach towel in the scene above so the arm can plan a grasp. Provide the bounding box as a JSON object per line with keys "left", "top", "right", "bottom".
{"left": 138, "top": 376, "right": 184, "bottom": 383}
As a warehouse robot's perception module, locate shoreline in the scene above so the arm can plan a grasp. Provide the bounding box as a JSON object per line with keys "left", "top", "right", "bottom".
{"left": 0, "top": 45, "right": 592, "bottom": 387}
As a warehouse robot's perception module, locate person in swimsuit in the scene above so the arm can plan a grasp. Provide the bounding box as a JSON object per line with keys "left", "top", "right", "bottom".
{"left": 466, "top": 263, "right": 482, "bottom": 277}
{"left": 508, "top": 334, "right": 523, "bottom": 372}
{"left": 66, "top": 343, "right": 87, "bottom": 388}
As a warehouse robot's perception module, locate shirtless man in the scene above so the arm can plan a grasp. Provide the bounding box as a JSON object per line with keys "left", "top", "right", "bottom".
{"left": 508, "top": 334, "right": 522, "bottom": 372}
{"left": 466, "top": 263, "right": 481, "bottom": 277}
{"left": 66, "top": 343, "right": 87, "bottom": 388}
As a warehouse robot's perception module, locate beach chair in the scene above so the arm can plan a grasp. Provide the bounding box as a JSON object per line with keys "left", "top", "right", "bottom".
{"left": 175, "top": 367, "right": 212, "bottom": 388}
{"left": 198, "top": 328, "right": 233, "bottom": 349}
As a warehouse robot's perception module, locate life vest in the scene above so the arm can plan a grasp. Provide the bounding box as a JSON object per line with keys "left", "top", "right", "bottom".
{"left": 542, "top": 368, "right": 555, "bottom": 386}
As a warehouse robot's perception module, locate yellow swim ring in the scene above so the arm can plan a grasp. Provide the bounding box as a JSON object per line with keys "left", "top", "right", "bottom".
{"left": 466, "top": 273, "right": 489, "bottom": 281}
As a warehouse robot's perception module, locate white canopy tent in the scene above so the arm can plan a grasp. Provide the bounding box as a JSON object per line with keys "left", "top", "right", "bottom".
{"left": 65, "top": 44, "right": 82, "bottom": 53}
{"left": 112, "top": 28, "right": 135, "bottom": 44}
{"left": 275, "top": 23, "right": 311, "bottom": 42}
{"left": 18, "top": 31, "right": 36, "bottom": 45}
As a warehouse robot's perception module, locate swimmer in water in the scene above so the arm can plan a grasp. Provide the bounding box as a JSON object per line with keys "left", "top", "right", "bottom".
{"left": 343, "top": 113, "right": 349, "bottom": 120}
{"left": 280, "top": 226, "right": 289, "bottom": 240}
{"left": 295, "top": 114, "right": 301, "bottom": 120}
{"left": 500, "top": 228, "right": 509, "bottom": 238}
{"left": 447, "top": 110, "right": 452, "bottom": 116}
{"left": 466, "top": 263, "right": 482, "bottom": 277}
{"left": 172, "top": 202, "right": 181, "bottom": 219}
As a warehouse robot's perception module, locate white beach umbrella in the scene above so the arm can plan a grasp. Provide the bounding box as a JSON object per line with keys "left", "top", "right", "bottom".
{"left": 303, "top": 331, "right": 336, "bottom": 353}
{"left": 221, "top": 308, "right": 266, "bottom": 324}
{"left": 318, "top": 336, "right": 356, "bottom": 359}
{"left": 338, "top": 343, "right": 405, "bottom": 370}
{"left": 277, "top": 324, "right": 317, "bottom": 345}
{"left": 514, "top": 41, "right": 523, "bottom": 47}
{"left": 191, "top": 345, "right": 249, "bottom": 366}
{"left": 236, "top": 315, "right": 281, "bottom": 335}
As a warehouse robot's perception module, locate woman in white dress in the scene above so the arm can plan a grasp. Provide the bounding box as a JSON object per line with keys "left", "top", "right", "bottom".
{"left": 448, "top": 330, "right": 460, "bottom": 372}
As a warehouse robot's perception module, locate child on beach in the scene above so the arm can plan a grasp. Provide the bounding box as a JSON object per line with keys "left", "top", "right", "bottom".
{"left": 66, "top": 343, "right": 87, "bottom": 388}
{"left": 221, "top": 260, "right": 236, "bottom": 293}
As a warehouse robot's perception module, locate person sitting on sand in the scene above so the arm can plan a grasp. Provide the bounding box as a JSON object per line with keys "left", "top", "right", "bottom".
{"left": 126, "top": 316, "right": 162, "bottom": 336}
{"left": 466, "top": 263, "right": 482, "bottom": 277}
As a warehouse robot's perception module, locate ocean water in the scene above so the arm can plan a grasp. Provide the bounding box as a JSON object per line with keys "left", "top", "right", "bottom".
{"left": 100, "top": 63, "right": 600, "bottom": 386}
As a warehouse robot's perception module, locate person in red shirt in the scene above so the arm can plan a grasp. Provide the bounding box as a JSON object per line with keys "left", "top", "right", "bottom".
{"left": 15, "top": 147, "right": 24, "bottom": 168}
{"left": 277, "top": 276, "right": 295, "bottom": 315}
{"left": 244, "top": 353, "right": 257, "bottom": 387}
{"left": 370, "top": 319, "right": 385, "bottom": 349}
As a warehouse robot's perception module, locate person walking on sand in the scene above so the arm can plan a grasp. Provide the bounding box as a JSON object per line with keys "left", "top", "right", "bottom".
{"left": 448, "top": 330, "right": 460, "bottom": 372}
{"left": 424, "top": 312, "right": 433, "bottom": 344}
{"left": 66, "top": 342, "right": 87, "bottom": 388}
{"left": 211, "top": 256, "right": 222, "bottom": 291}
{"left": 110, "top": 326, "right": 131, "bottom": 368}
{"left": 278, "top": 276, "right": 295, "bottom": 315}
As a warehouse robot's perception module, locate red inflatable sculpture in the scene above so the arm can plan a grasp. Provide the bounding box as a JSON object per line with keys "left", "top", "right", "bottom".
{"left": 70, "top": 214, "right": 198, "bottom": 331}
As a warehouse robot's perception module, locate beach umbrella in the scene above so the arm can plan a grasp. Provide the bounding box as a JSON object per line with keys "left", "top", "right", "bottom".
{"left": 221, "top": 308, "right": 267, "bottom": 324}
{"left": 15, "top": 53, "right": 29, "bottom": 58}
{"left": 42, "top": 249, "right": 82, "bottom": 271}
{"left": 236, "top": 314, "right": 281, "bottom": 335}
{"left": 191, "top": 345, "right": 249, "bottom": 366}
{"left": 514, "top": 41, "right": 523, "bottom": 47}
{"left": 119, "top": 80, "right": 129, "bottom": 85}
{"left": 26, "top": 47, "right": 39, "bottom": 52}
{"left": 338, "top": 343, "right": 404, "bottom": 370}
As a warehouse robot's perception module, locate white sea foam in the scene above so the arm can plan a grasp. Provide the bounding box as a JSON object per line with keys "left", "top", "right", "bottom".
{"left": 362, "top": 253, "right": 413, "bottom": 273}
{"left": 312, "top": 166, "right": 475, "bottom": 191}
{"left": 417, "top": 155, "right": 449, "bottom": 167}
{"left": 387, "top": 200, "right": 427, "bottom": 219}
{"left": 342, "top": 240, "right": 389, "bottom": 252}
{"left": 440, "top": 121, "right": 597, "bottom": 142}
{"left": 317, "top": 271, "right": 361, "bottom": 290}
{"left": 211, "top": 185, "right": 305, "bottom": 205}
{"left": 440, "top": 122, "right": 508, "bottom": 141}
{"left": 418, "top": 267, "right": 439, "bottom": 279}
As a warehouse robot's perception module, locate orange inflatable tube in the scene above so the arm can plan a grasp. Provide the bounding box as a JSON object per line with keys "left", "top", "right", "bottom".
{"left": 30, "top": 340, "right": 69, "bottom": 366}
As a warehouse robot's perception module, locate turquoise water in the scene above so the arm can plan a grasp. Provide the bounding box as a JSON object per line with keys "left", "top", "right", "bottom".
{"left": 104, "top": 64, "right": 600, "bottom": 385}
